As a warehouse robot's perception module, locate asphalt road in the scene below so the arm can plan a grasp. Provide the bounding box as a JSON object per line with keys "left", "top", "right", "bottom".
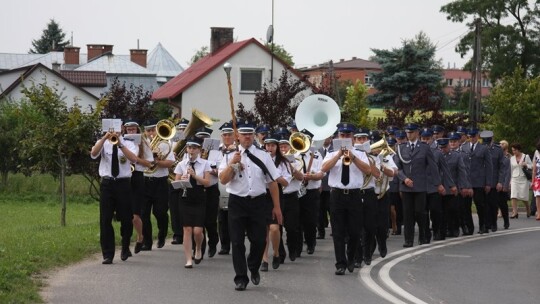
{"left": 41, "top": 216, "right": 540, "bottom": 304}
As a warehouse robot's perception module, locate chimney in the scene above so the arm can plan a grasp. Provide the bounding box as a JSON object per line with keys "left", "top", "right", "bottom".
{"left": 210, "top": 27, "right": 234, "bottom": 54}
{"left": 87, "top": 44, "right": 114, "bottom": 61}
{"left": 130, "top": 49, "right": 148, "bottom": 67}
{"left": 64, "top": 46, "right": 80, "bottom": 65}
{"left": 352, "top": 57, "right": 357, "bottom": 60}
{"left": 52, "top": 62, "right": 61, "bottom": 71}
{"left": 340, "top": 59, "right": 345, "bottom": 62}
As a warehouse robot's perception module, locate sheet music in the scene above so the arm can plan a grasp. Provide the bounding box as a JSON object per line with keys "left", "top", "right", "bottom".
{"left": 172, "top": 130, "right": 186, "bottom": 142}
{"left": 123, "top": 134, "right": 141, "bottom": 145}
{"left": 101, "top": 119, "right": 122, "bottom": 133}
{"left": 332, "top": 138, "right": 353, "bottom": 150}
{"left": 171, "top": 180, "right": 193, "bottom": 190}
{"left": 203, "top": 138, "right": 220, "bottom": 151}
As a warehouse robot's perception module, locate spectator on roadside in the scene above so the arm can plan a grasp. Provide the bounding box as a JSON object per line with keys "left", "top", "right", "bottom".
{"left": 509, "top": 143, "right": 532, "bottom": 218}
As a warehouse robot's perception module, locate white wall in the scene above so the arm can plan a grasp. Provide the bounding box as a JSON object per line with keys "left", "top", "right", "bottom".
{"left": 0, "top": 68, "right": 97, "bottom": 112}
{"left": 180, "top": 43, "right": 311, "bottom": 136}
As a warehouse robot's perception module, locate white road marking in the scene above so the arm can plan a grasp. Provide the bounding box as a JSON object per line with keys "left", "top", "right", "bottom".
{"left": 360, "top": 227, "right": 540, "bottom": 304}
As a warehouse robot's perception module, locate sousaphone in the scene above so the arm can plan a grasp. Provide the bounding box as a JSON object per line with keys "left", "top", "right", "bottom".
{"left": 295, "top": 94, "right": 341, "bottom": 141}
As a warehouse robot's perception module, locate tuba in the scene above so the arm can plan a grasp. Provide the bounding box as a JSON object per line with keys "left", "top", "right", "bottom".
{"left": 370, "top": 136, "right": 395, "bottom": 199}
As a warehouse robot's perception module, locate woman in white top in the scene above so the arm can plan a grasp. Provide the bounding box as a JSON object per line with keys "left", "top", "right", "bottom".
{"left": 174, "top": 137, "right": 211, "bottom": 268}
{"left": 532, "top": 140, "right": 540, "bottom": 220}
{"left": 509, "top": 143, "right": 532, "bottom": 218}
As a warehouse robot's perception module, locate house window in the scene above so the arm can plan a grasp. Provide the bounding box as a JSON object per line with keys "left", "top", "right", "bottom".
{"left": 364, "top": 75, "right": 373, "bottom": 87}
{"left": 446, "top": 79, "right": 453, "bottom": 86}
{"left": 464, "top": 79, "right": 471, "bottom": 87}
{"left": 240, "top": 69, "right": 263, "bottom": 92}
{"left": 482, "top": 78, "right": 490, "bottom": 87}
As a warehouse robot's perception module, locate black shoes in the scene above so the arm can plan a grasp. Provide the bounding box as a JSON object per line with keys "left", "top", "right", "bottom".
{"left": 235, "top": 282, "right": 247, "bottom": 291}
{"left": 272, "top": 256, "right": 280, "bottom": 270}
{"left": 121, "top": 248, "right": 132, "bottom": 261}
{"left": 134, "top": 242, "right": 143, "bottom": 254}
{"left": 347, "top": 261, "right": 355, "bottom": 273}
{"left": 403, "top": 241, "right": 413, "bottom": 248}
{"left": 260, "top": 261, "right": 269, "bottom": 272}
{"left": 140, "top": 244, "right": 152, "bottom": 251}
{"left": 184, "top": 262, "right": 193, "bottom": 269}
{"left": 250, "top": 271, "right": 260, "bottom": 285}
{"left": 307, "top": 247, "right": 315, "bottom": 255}
{"left": 218, "top": 248, "right": 230, "bottom": 255}
{"left": 363, "top": 256, "right": 372, "bottom": 266}
{"left": 316, "top": 234, "right": 325, "bottom": 239}
{"left": 171, "top": 235, "right": 182, "bottom": 245}
{"left": 102, "top": 257, "right": 113, "bottom": 265}
{"left": 208, "top": 246, "right": 217, "bottom": 258}
{"left": 380, "top": 247, "right": 388, "bottom": 258}
{"left": 157, "top": 238, "right": 165, "bottom": 248}
{"left": 354, "top": 261, "right": 362, "bottom": 268}
{"left": 335, "top": 268, "right": 346, "bottom": 275}
{"left": 289, "top": 251, "right": 296, "bottom": 262}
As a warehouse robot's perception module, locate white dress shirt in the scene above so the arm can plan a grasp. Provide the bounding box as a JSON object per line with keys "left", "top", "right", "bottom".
{"left": 298, "top": 151, "right": 324, "bottom": 190}
{"left": 174, "top": 157, "right": 211, "bottom": 186}
{"left": 218, "top": 144, "right": 279, "bottom": 197}
{"left": 374, "top": 154, "right": 397, "bottom": 194}
{"left": 323, "top": 149, "right": 369, "bottom": 189}
{"left": 91, "top": 139, "right": 138, "bottom": 178}
{"left": 144, "top": 141, "right": 176, "bottom": 178}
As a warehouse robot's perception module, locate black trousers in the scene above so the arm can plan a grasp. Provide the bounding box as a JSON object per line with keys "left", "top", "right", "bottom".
{"left": 142, "top": 176, "right": 169, "bottom": 248}
{"left": 401, "top": 191, "right": 427, "bottom": 244}
{"left": 169, "top": 186, "right": 183, "bottom": 239}
{"left": 375, "top": 193, "right": 390, "bottom": 252}
{"left": 228, "top": 194, "right": 268, "bottom": 285}
{"left": 358, "top": 189, "right": 377, "bottom": 260}
{"left": 473, "top": 187, "right": 488, "bottom": 232}
{"left": 218, "top": 207, "right": 230, "bottom": 251}
{"left": 317, "top": 190, "right": 331, "bottom": 236}
{"left": 282, "top": 192, "right": 300, "bottom": 257}
{"left": 389, "top": 191, "right": 403, "bottom": 232}
{"left": 486, "top": 189, "right": 506, "bottom": 230}
{"left": 425, "top": 192, "right": 443, "bottom": 240}
{"left": 130, "top": 171, "right": 145, "bottom": 216}
{"left": 330, "top": 189, "right": 363, "bottom": 269}
{"left": 100, "top": 178, "right": 133, "bottom": 259}
{"left": 442, "top": 194, "right": 459, "bottom": 236}
{"left": 499, "top": 191, "right": 510, "bottom": 229}
{"left": 204, "top": 184, "right": 220, "bottom": 249}
{"left": 459, "top": 194, "right": 474, "bottom": 235}
{"left": 298, "top": 189, "right": 320, "bottom": 252}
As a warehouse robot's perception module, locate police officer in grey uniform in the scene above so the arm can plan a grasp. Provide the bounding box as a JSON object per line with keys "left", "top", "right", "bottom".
{"left": 438, "top": 136, "right": 470, "bottom": 237}
{"left": 395, "top": 123, "right": 441, "bottom": 247}
{"left": 480, "top": 131, "right": 506, "bottom": 232}
{"left": 460, "top": 128, "right": 493, "bottom": 234}
{"left": 218, "top": 120, "right": 282, "bottom": 291}
{"left": 321, "top": 123, "right": 371, "bottom": 275}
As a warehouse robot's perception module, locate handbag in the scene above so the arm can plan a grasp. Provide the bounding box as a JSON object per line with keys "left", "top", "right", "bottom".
{"left": 521, "top": 155, "right": 532, "bottom": 180}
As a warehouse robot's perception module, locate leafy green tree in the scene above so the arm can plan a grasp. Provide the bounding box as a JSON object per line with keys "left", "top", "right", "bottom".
{"left": 0, "top": 101, "right": 28, "bottom": 187}
{"left": 236, "top": 70, "right": 307, "bottom": 128}
{"left": 369, "top": 34, "right": 444, "bottom": 106}
{"left": 18, "top": 81, "right": 101, "bottom": 225}
{"left": 189, "top": 46, "right": 209, "bottom": 65}
{"left": 441, "top": 0, "right": 540, "bottom": 81}
{"left": 484, "top": 67, "right": 540, "bottom": 153}
{"left": 265, "top": 43, "right": 295, "bottom": 67}
{"left": 101, "top": 78, "right": 157, "bottom": 124}
{"left": 341, "top": 80, "right": 374, "bottom": 128}
{"left": 29, "top": 19, "right": 69, "bottom": 54}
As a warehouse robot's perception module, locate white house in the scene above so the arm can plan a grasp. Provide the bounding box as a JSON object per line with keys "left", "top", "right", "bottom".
{"left": 152, "top": 27, "right": 311, "bottom": 133}
{"left": 0, "top": 63, "right": 99, "bottom": 112}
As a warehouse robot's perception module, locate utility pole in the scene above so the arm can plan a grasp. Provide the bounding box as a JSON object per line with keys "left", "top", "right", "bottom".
{"left": 469, "top": 18, "right": 482, "bottom": 128}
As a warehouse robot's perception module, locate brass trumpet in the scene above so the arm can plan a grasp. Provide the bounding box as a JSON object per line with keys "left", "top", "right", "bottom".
{"left": 342, "top": 148, "right": 352, "bottom": 166}
{"left": 108, "top": 128, "right": 119, "bottom": 145}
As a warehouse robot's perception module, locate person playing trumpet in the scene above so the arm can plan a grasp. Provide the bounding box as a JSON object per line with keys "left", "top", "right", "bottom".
{"left": 321, "top": 123, "right": 371, "bottom": 275}
{"left": 174, "top": 136, "right": 211, "bottom": 268}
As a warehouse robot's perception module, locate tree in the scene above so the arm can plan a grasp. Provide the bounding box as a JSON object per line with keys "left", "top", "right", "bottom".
{"left": 484, "top": 67, "right": 540, "bottom": 153}
{"left": 341, "top": 80, "right": 374, "bottom": 128}
{"left": 369, "top": 33, "right": 444, "bottom": 106}
{"left": 101, "top": 78, "right": 158, "bottom": 123}
{"left": 236, "top": 70, "right": 307, "bottom": 128}
{"left": 265, "top": 43, "right": 295, "bottom": 67}
{"left": 29, "top": 19, "right": 69, "bottom": 54}
{"left": 0, "top": 101, "right": 29, "bottom": 187}
{"left": 441, "top": 0, "right": 540, "bottom": 81}
{"left": 18, "top": 81, "right": 101, "bottom": 226}
{"left": 189, "top": 46, "right": 209, "bottom": 65}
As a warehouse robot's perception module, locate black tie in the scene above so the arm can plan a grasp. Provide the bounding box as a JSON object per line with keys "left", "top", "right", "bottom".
{"left": 341, "top": 162, "right": 350, "bottom": 186}
{"left": 189, "top": 162, "right": 196, "bottom": 186}
{"left": 111, "top": 145, "right": 119, "bottom": 177}
{"left": 471, "top": 143, "right": 475, "bottom": 152}
{"left": 245, "top": 149, "right": 274, "bottom": 181}
{"left": 411, "top": 143, "right": 415, "bottom": 152}
{"left": 322, "top": 148, "right": 327, "bottom": 158}
{"left": 301, "top": 153, "right": 307, "bottom": 173}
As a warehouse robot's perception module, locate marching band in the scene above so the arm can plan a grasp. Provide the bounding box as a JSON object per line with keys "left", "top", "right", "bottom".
{"left": 92, "top": 95, "right": 522, "bottom": 291}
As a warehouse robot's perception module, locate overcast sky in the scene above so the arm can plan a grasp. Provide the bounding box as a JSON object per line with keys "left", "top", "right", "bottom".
{"left": 2, "top": 0, "right": 472, "bottom": 69}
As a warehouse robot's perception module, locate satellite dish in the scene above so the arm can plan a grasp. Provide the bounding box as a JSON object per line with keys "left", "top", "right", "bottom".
{"left": 266, "top": 25, "right": 274, "bottom": 43}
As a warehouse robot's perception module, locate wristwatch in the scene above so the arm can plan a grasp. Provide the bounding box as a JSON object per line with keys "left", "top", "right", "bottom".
{"left": 118, "top": 143, "right": 124, "bottom": 149}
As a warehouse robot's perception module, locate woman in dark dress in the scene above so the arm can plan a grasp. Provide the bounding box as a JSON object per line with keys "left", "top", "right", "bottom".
{"left": 174, "top": 137, "right": 211, "bottom": 268}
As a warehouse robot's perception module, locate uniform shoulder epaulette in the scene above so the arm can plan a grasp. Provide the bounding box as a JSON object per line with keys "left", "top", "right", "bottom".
{"left": 255, "top": 145, "right": 265, "bottom": 151}
{"left": 419, "top": 141, "right": 428, "bottom": 145}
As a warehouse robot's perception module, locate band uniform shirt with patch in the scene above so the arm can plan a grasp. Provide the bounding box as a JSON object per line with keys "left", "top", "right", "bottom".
{"left": 174, "top": 157, "right": 211, "bottom": 186}
{"left": 297, "top": 151, "right": 324, "bottom": 190}
{"left": 218, "top": 145, "right": 279, "bottom": 197}
{"left": 144, "top": 141, "right": 176, "bottom": 178}
{"left": 91, "top": 139, "right": 138, "bottom": 178}
{"left": 323, "top": 149, "right": 369, "bottom": 189}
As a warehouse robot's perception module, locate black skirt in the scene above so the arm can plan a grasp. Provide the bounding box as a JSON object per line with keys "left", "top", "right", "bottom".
{"left": 180, "top": 186, "right": 206, "bottom": 227}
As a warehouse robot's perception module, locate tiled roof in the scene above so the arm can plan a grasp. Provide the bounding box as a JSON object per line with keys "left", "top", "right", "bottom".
{"left": 443, "top": 69, "right": 489, "bottom": 79}
{"left": 148, "top": 43, "right": 184, "bottom": 78}
{"left": 301, "top": 57, "right": 381, "bottom": 71}
{"left": 75, "top": 54, "right": 156, "bottom": 75}
{"left": 152, "top": 39, "right": 254, "bottom": 100}
{"left": 59, "top": 70, "right": 107, "bottom": 87}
